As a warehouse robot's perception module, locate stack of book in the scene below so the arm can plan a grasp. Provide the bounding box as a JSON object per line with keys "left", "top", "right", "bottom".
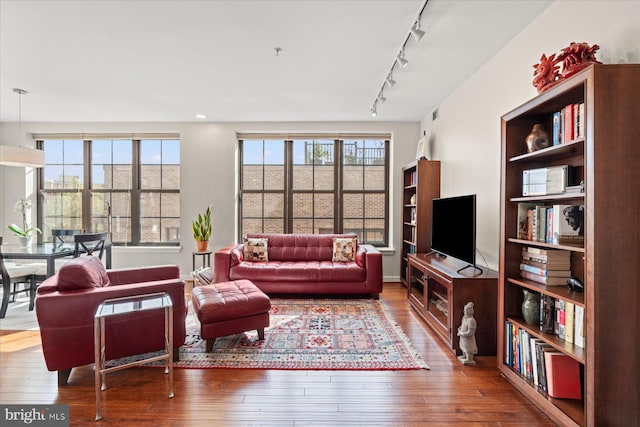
{"left": 520, "top": 247, "right": 571, "bottom": 286}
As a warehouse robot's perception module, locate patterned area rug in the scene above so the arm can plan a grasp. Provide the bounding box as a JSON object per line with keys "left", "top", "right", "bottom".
{"left": 111, "top": 298, "right": 429, "bottom": 370}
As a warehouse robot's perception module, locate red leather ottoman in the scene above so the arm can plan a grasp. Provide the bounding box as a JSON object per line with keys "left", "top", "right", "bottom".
{"left": 191, "top": 279, "right": 271, "bottom": 352}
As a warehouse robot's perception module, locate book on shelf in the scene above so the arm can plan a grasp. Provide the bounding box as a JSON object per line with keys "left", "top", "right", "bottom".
{"left": 552, "top": 111, "right": 562, "bottom": 146}
{"left": 563, "top": 103, "right": 574, "bottom": 143}
{"left": 536, "top": 342, "right": 554, "bottom": 392}
{"left": 519, "top": 263, "right": 571, "bottom": 277}
{"left": 556, "top": 299, "right": 566, "bottom": 339}
{"left": 564, "top": 301, "right": 575, "bottom": 344}
{"left": 552, "top": 204, "right": 584, "bottom": 244}
{"left": 530, "top": 337, "right": 544, "bottom": 387}
{"left": 574, "top": 305, "right": 585, "bottom": 348}
{"left": 522, "top": 257, "right": 571, "bottom": 271}
{"left": 544, "top": 351, "right": 582, "bottom": 399}
{"left": 520, "top": 271, "right": 569, "bottom": 286}
{"left": 517, "top": 203, "right": 537, "bottom": 240}
{"left": 525, "top": 247, "right": 569, "bottom": 256}
{"left": 539, "top": 294, "right": 556, "bottom": 334}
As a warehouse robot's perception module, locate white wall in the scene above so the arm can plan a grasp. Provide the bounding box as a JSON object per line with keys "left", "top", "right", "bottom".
{"left": 420, "top": 0, "right": 640, "bottom": 271}
{"left": 1, "top": 121, "right": 420, "bottom": 279}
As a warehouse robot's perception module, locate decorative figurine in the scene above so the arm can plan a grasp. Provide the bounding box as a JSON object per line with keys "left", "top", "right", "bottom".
{"left": 532, "top": 53, "right": 561, "bottom": 93}
{"left": 457, "top": 302, "right": 478, "bottom": 365}
{"left": 533, "top": 42, "right": 602, "bottom": 93}
{"left": 557, "top": 42, "right": 602, "bottom": 78}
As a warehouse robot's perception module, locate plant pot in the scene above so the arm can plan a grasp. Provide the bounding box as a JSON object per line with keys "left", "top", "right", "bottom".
{"left": 19, "top": 236, "right": 33, "bottom": 249}
{"left": 195, "top": 240, "right": 209, "bottom": 252}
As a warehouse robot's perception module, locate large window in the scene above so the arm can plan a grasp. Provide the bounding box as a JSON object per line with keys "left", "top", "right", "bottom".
{"left": 239, "top": 135, "right": 389, "bottom": 246}
{"left": 38, "top": 136, "right": 180, "bottom": 245}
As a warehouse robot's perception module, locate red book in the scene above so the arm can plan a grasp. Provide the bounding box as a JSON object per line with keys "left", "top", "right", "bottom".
{"left": 544, "top": 351, "right": 582, "bottom": 399}
{"left": 563, "top": 104, "right": 574, "bottom": 143}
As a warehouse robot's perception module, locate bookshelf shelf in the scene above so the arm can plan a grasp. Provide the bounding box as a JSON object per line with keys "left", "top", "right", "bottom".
{"left": 499, "top": 64, "right": 640, "bottom": 426}
{"left": 510, "top": 193, "right": 584, "bottom": 202}
{"left": 509, "top": 138, "right": 584, "bottom": 163}
{"left": 507, "top": 238, "right": 584, "bottom": 253}
{"left": 399, "top": 160, "right": 440, "bottom": 287}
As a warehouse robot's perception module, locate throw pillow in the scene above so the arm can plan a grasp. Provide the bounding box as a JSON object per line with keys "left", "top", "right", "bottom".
{"left": 244, "top": 238, "right": 269, "bottom": 262}
{"left": 332, "top": 237, "right": 357, "bottom": 262}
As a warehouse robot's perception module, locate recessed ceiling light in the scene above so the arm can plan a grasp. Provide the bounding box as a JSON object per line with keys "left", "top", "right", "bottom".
{"left": 195, "top": 114, "right": 207, "bottom": 119}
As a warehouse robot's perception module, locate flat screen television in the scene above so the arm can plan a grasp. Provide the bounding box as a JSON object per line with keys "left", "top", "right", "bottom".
{"left": 431, "top": 194, "right": 480, "bottom": 273}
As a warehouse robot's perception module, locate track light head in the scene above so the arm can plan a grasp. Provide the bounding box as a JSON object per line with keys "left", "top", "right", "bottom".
{"left": 410, "top": 20, "right": 425, "bottom": 41}
{"left": 396, "top": 50, "right": 409, "bottom": 68}
{"left": 371, "top": 103, "right": 378, "bottom": 117}
{"left": 386, "top": 74, "right": 396, "bottom": 88}
{"left": 377, "top": 92, "right": 387, "bottom": 103}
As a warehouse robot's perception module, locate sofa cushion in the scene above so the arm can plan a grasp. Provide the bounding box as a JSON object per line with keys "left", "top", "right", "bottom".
{"left": 332, "top": 237, "right": 357, "bottom": 262}
{"left": 244, "top": 237, "right": 268, "bottom": 262}
{"left": 229, "top": 260, "right": 365, "bottom": 283}
{"left": 57, "top": 256, "right": 110, "bottom": 291}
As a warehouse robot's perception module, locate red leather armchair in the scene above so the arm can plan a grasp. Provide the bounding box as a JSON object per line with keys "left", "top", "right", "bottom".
{"left": 35, "top": 256, "right": 186, "bottom": 385}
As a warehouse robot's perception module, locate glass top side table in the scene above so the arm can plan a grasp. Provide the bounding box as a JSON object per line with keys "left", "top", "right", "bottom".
{"left": 94, "top": 292, "right": 174, "bottom": 421}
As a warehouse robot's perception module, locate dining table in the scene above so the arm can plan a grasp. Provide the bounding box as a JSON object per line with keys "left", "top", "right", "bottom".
{"left": 0, "top": 241, "right": 112, "bottom": 318}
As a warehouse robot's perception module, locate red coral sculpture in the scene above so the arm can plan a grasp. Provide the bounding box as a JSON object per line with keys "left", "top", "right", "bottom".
{"left": 557, "top": 42, "right": 602, "bottom": 78}
{"left": 532, "top": 53, "right": 561, "bottom": 93}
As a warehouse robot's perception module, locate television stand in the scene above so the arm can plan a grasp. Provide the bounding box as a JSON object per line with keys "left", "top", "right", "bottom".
{"left": 457, "top": 264, "right": 483, "bottom": 274}
{"left": 407, "top": 253, "right": 497, "bottom": 357}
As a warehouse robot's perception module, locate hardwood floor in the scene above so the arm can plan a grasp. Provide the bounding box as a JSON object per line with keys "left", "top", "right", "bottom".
{"left": 0, "top": 283, "right": 555, "bottom": 426}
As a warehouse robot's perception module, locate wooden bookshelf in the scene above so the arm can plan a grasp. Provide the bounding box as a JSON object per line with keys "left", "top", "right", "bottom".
{"left": 499, "top": 64, "right": 640, "bottom": 426}
{"left": 399, "top": 160, "right": 440, "bottom": 287}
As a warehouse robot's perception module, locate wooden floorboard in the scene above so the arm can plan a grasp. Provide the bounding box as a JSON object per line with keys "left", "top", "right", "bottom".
{"left": 0, "top": 282, "right": 556, "bottom": 426}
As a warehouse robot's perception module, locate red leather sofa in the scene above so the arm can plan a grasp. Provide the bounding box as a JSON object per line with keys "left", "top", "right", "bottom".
{"left": 35, "top": 256, "right": 186, "bottom": 385}
{"left": 213, "top": 233, "right": 383, "bottom": 297}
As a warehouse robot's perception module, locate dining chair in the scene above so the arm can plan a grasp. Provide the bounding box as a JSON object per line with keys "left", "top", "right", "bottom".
{"left": 0, "top": 237, "right": 38, "bottom": 319}
{"left": 52, "top": 229, "right": 83, "bottom": 245}
{"left": 29, "top": 229, "right": 84, "bottom": 279}
{"left": 74, "top": 232, "right": 108, "bottom": 260}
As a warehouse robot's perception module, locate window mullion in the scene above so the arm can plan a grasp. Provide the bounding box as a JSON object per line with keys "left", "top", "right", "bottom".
{"left": 285, "top": 140, "right": 292, "bottom": 233}
{"left": 83, "top": 140, "right": 91, "bottom": 232}
{"left": 335, "top": 139, "right": 342, "bottom": 233}
{"left": 131, "top": 140, "right": 141, "bottom": 244}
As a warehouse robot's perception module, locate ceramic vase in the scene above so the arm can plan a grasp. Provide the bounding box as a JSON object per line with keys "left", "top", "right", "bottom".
{"left": 525, "top": 124, "right": 550, "bottom": 153}
{"left": 521, "top": 289, "right": 540, "bottom": 325}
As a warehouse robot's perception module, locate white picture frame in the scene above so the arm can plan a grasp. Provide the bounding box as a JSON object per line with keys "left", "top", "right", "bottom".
{"left": 416, "top": 136, "right": 428, "bottom": 160}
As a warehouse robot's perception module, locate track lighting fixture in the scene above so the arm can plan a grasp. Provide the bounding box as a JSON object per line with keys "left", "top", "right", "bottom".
{"left": 410, "top": 18, "right": 425, "bottom": 41}
{"left": 369, "top": 0, "right": 429, "bottom": 117}
{"left": 396, "top": 48, "right": 409, "bottom": 68}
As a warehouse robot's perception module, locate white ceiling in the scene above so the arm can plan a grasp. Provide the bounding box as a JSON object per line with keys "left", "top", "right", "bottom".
{"left": 0, "top": 0, "right": 552, "bottom": 123}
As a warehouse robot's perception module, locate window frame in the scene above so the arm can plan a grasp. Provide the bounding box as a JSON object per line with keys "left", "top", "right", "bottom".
{"left": 238, "top": 137, "right": 390, "bottom": 246}
{"left": 36, "top": 137, "right": 180, "bottom": 246}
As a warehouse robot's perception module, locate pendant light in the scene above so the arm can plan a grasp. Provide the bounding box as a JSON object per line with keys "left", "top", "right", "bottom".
{"left": 0, "top": 88, "right": 45, "bottom": 168}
